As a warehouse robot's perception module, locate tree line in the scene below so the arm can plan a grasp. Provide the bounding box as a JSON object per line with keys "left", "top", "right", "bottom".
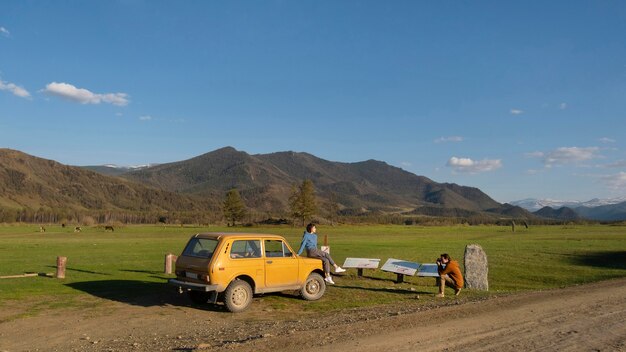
{"left": 0, "top": 179, "right": 601, "bottom": 226}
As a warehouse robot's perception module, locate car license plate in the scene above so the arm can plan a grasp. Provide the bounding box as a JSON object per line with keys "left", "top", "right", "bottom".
{"left": 185, "top": 272, "right": 198, "bottom": 279}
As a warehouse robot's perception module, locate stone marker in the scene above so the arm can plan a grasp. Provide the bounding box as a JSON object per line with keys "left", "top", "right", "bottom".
{"left": 464, "top": 244, "right": 488, "bottom": 291}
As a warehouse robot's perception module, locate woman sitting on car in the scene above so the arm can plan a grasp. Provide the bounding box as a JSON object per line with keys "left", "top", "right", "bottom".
{"left": 297, "top": 223, "right": 345, "bottom": 285}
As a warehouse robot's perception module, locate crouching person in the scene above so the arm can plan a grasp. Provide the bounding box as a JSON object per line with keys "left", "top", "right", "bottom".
{"left": 297, "top": 223, "right": 345, "bottom": 285}
{"left": 436, "top": 253, "right": 464, "bottom": 297}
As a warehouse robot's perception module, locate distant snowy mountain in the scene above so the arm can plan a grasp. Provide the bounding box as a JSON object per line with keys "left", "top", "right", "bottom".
{"left": 81, "top": 164, "right": 158, "bottom": 176}
{"left": 511, "top": 197, "right": 626, "bottom": 212}
{"left": 104, "top": 164, "right": 156, "bottom": 170}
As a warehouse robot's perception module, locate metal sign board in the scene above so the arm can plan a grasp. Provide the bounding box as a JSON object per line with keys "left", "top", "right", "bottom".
{"left": 380, "top": 258, "right": 420, "bottom": 276}
{"left": 417, "top": 263, "right": 441, "bottom": 277}
{"left": 342, "top": 257, "right": 381, "bottom": 269}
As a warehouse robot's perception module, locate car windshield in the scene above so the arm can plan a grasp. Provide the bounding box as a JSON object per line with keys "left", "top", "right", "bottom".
{"left": 182, "top": 238, "right": 218, "bottom": 258}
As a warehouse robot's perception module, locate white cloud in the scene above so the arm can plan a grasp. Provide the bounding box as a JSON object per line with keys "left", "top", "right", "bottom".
{"left": 434, "top": 136, "right": 464, "bottom": 143}
{"left": 599, "top": 137, "right": 616, "bottom": 144}
{"left": 559, "top": 102, "right": 567, "bottom": 110}
{"left": 43, "top": 82, "right": 129, "bottom": 106}
{"left": 543, "top": 147, "right": 601, "bottom": 166}
{"left": 0, "top": 27, "right": 9, "bottom": 37}
{"left": 139, "top": 115, "right": 152, "bottom": 121}
{"left": 447, "top": 156, "right": 502, "bottom": 173}
{"left": 510, "top": 109, "right": 524, "bottom": 115}
{"left": 400, "top": 161, "right": 412, "bottom": 167}
{"left": 0, "top": 78, "right": 31, "bottom": 98}
{"left": 602, "top": 172, "right": 626, "bottom": 189}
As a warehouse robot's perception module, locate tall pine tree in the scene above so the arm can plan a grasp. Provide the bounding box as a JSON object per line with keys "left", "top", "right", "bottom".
{"left": 289, "top": 179, "right": 318, "bottom": 226}
{"left": 223, "top": 188, "right": 246, "bottom": 226}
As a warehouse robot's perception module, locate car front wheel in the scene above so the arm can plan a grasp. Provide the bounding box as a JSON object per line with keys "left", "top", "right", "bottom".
{"left": 300, "top": 272, "right": 326, "bottom": 301}
{"left": 223, "top": 279, "right": 253, "bottom": 313}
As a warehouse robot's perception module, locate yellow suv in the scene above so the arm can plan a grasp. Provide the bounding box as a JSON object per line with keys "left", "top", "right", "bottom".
{"left": 168, "top": 233, "right": 327, "bottom": 312}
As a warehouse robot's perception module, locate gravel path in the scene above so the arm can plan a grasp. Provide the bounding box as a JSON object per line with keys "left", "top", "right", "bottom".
{"left": 1, "top": 278, "right": 624, "bottom": 351}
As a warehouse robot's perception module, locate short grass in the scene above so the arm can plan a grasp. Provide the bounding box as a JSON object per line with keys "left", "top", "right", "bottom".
{"left": 0, "top": 224, "right": 624, "bottom": 314}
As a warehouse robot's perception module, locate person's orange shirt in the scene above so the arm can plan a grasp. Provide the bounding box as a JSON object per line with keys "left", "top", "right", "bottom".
{"left": 439, "top": 260, "right": 464, "bottom": 288}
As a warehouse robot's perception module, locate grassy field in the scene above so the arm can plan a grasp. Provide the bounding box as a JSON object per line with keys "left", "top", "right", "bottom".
{"left": 0, "top": 224, "right": 625, "bottom": 313}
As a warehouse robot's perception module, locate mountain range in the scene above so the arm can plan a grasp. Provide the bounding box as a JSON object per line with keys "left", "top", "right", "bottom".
{"left": 119, "top": 147, "right": 528, "bottom": 218}
{"left": 510, "top": 197, "right": 626, "bottom": 212}
{"left": 0, "top": 147, "right": 534, "bottom": 222}
{"left": 512, "top": 197, "right": 626, "bottom": 221}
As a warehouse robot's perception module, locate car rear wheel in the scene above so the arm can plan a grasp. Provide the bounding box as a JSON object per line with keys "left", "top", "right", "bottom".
{"left": 301, "top": 272, "right": 326, "bottom": 301}
{"left": 223, "top": 279, "right": 253, "bottom": 313}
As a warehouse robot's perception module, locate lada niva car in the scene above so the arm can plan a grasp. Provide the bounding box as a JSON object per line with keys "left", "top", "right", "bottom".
{"left": 168, "top": 233, "right": 326, "bottom": 312}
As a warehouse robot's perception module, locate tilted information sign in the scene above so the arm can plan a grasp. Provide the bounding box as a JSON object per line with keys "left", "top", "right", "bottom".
{"left": 342, "top": 258, "right": 381, "bottom": 269}
{"left": 380, "top": 258, "right": 420, "bottom": 276}
{"left": 417, "top": 263, "right": 440, "bottom": 277}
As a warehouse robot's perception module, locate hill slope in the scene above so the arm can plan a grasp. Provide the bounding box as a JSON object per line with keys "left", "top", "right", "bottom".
{"left": 575, "top": 202, "right": 626, "bottom": 221}
{"left": 533, "top": 206, "right": 581, "bottom": 221}
{"left": 0, "top": 149, "right": 211, "bottom": 213}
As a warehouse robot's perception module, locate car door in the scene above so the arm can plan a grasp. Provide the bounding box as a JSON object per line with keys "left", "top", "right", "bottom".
{"left": 264, "top": 239, "right": 299, "bottom": 288}
{"left": 228, "top": 239, "right": 264, "bottom": 285}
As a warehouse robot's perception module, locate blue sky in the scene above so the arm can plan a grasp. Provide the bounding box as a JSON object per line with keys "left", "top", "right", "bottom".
{"left": 1, "top": 1, "right": 626, "bottom": 203}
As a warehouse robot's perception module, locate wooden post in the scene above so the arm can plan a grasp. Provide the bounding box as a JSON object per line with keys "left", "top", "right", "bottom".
{"left": 324, "top": 234, "right": 328, "bottom": 247}
{"left": 0, "top": 273, "right": 38, "bottom": 279}
{"left": 165, "top": 253, "right": 177, "bottom": 274}
{"left": 357, "top": 268, "right": 363, "bottom": 277}
{"left": 56, "top": 256, "right": 67, "bottom": 279}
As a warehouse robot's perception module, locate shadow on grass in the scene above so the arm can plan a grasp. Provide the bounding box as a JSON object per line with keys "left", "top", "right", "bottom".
{"left": 66, "top": 280, "right": 225, "bottom": 312}
{"left": 119, "top": 269, "right": 164, "bottom": 275}
{"left": 346, "top": 274, "right": 436, "bottom": 286}
{"left": 46, "top": 265, "right": 111, "bottom": 276}
{"left": 336, "top": 284, "right": 431, "bottom": 295}
{"left": 567, "top": 251, "right": 626, "bottom": 270}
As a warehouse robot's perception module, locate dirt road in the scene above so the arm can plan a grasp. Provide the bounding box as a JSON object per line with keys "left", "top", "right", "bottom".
{"left": 1, "top": 278, "right": 625, "bottom": 351}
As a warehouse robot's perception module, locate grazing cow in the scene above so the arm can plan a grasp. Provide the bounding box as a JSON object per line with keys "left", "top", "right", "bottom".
{"left": 74, "top": 226, "right": 82, "bottom": 233}
{"left": 104, "top": 225, "right": 114, "bottom": 232}
{"left": 39, "top": 226, "right": 46, "bottom": 233}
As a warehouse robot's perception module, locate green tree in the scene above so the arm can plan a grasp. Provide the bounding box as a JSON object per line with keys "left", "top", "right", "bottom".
{"left": 289, "top": 179, "right": 318, "bottom": 226}
{"left": 223, "top": 188, "right": 247, "bottom": 226}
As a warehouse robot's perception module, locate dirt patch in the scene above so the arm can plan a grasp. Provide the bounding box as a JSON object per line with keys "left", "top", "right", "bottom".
{"left": 1, "top": 278, "right": 625, "bottom": 351}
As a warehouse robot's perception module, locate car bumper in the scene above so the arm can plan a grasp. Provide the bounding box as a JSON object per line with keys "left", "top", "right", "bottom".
{"left": 168, "top": 278, "right": 219, "bottom": 292}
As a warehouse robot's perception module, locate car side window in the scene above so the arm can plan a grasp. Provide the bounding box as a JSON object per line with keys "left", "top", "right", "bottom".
{"left": 182, "top": 238, "right": 218, "bottom": 258}
{"left": 230, "top": 240, "right": 261, "bottom": 259}
{"left": 264, "top": 240, "right": 293, "bottom": 258}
